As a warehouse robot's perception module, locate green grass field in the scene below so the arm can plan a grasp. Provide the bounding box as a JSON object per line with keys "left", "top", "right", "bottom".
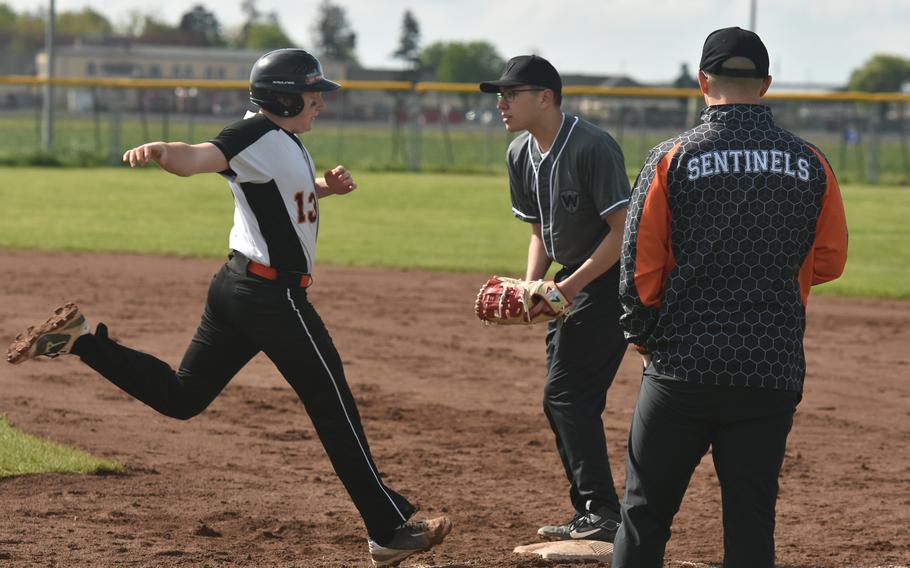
{"left": 0, "top": 167, "right": 906, "bottom": 298}
{"left": 0, "top": 415, "right": 123, "bottom": 478}
{"left": 0, "top": 167, "right": 530, "bottom": 274}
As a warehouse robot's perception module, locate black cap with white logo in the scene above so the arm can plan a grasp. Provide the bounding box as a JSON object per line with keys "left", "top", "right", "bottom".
{"left": 699, "top": 27, "right": 769, "bottom": 78}
{"left": 479, "top": 55, "right": 562, "bottom": 97}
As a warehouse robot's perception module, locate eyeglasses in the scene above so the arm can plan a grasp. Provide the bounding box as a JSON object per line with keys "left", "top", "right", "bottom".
{"left": 496, "top": 89, "right": 544, "bottom": 103}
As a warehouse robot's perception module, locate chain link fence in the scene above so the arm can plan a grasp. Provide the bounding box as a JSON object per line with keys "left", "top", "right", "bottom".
{"left": 0, "top": 77, "right": 908, "bottom": 184}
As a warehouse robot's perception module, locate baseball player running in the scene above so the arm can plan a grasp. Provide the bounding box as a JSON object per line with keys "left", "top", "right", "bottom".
{"left": 613, "top": 28, "right": 847, "bottom": 568}
{"left": 479, "top": 55, "right": 631, "bottom": 543}
{"left": 6, "top": 48, "right": 451, "bottom": 567}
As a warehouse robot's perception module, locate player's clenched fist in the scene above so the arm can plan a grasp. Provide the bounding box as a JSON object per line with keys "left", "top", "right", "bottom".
{"left": 322, "top": 165, "right": 357, "bottom": 195}
{"left": 123, "top": 142, "right": 168, "bottom": 168}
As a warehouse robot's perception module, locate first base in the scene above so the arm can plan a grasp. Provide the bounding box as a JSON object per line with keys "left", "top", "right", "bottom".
{"left": 514, "top": 540, "right": 614, "bottom": 562}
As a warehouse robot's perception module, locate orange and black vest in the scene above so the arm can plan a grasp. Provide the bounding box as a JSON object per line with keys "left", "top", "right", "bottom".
{"left": 620, "top": 104, "right": 847, "bottom": 392}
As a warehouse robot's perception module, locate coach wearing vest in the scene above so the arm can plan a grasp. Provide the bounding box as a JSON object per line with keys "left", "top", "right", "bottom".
{"left": 614, "top": 28, "right": 848, "bottom": 567}
{"left": 480, "top": 56, "right": 631, "bottom": 543}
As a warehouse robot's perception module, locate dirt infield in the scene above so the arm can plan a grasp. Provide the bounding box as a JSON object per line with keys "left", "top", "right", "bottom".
{"left": 1, "top": 249, "right": 908, "bottom": 568}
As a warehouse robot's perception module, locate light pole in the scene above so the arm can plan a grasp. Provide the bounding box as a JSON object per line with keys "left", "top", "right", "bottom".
{"left": 42, "top": 0, "right": 55, "bottom": 151}
{"left": 749, "top": 0, "right": 757, "bottom": 31}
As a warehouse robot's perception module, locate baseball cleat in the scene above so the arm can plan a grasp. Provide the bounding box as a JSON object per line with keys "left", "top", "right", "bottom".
{"left": 368, "top": 516, "right": 452, "bottom": 567}
{"left": 538, "top": 508, "right": 620, "bottom": 543}
{"left": 6, "top": 303, "right": 90, "bottom": 365}
{"left": 537, "top": 511, "right": 586, "bottom": 540}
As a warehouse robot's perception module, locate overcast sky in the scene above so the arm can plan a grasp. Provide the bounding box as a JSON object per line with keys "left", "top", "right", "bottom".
{"left": 7, "top": 0, "right": 910, "bottom": 86}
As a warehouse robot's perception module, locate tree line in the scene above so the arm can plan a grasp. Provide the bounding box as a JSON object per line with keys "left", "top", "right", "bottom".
{"left": 0, "top": 1, "right": 906, "bottom": 90}
{"left": 0, "top": 1, "right": 505, "bottom": 83}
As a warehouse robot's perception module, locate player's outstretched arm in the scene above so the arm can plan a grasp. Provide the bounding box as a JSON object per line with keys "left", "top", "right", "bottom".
{"left": 122, "top": 142, "right": 228, "bottom": 177}
{"left": 316, "top": 165, "right": 357, "bottom": 198}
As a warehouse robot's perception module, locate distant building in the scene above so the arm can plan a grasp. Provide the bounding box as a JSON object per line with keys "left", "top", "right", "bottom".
{"left": 34, "top": 43, "right": 346, "bottom": 115}
{"left": 557, "top": 72, "right": 687, "bottom": 127}
{"left": 562, "top": 73, "right": 641, "bottom": 88}
{"left": 36, "top": 42, "right": 266, "bottom": 81}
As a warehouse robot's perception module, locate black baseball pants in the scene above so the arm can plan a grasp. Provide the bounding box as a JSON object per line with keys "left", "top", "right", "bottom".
{"left": 611, "top": 368, "right": 800, "bottom": 568}
{"left": 72, "top": 256, "right": 415, "bottom": 545}
{"left": 544, "top": 263, "right": 626, "bottom": 517}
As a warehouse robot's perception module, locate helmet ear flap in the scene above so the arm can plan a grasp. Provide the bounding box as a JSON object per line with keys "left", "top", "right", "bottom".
{"left": 249, "top": 88, "right": 305, "bottom": 117}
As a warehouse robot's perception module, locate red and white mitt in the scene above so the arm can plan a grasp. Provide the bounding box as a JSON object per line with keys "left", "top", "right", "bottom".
{"left": 474, "top": 276, "right": 570, "bottom": 325}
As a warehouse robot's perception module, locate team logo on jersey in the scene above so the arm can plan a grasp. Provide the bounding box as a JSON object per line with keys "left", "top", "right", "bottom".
{"left": 560, "top": 190, "right": 580, "bottom": 213}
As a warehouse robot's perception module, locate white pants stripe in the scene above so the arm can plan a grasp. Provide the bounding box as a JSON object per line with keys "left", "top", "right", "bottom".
{"left": 286, "top": 290, "right": 408, "bottom": 523}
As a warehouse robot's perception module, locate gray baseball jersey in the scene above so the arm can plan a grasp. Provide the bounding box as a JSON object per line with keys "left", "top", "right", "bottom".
{"left": 508, "top": 114, "right": 631, "bottom": 267}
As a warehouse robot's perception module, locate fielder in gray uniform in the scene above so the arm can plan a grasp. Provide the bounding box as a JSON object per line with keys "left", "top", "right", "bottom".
{"left": 480, "top": 55, "right": 631, "bottom": 542}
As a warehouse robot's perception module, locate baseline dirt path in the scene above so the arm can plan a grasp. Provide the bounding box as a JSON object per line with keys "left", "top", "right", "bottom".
{"left": 1, "top": 250, "right": 907, "bottom": 567}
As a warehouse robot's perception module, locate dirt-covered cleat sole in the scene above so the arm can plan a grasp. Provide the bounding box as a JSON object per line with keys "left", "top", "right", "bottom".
{"left": 368, "top": 516, "right": 453, "bottom": 567}
{"left": 7, "top": 303, "right": 89, "bottom": 365}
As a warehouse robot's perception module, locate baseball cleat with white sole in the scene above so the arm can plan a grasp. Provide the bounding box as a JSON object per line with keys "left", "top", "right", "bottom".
{"left": 538, "top": 511, "right": 586, "bottom": 540}
{"left": 368, "top": 516, "right": 453, "bottom": 567}
{"left": 6, "top": 303, "right": 90, "bottom": 364}
{"left": 538, "top": 508, "right": 620, "bottom": 543}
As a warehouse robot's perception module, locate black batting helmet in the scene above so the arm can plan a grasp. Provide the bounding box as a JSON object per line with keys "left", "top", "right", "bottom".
{"left": 249, "top": 49, "right": 341, "bottom": 117}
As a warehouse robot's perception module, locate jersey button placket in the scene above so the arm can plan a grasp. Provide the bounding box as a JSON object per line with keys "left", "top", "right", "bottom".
{"left": 537, "top": 158, "right": 554, "bottom": 260}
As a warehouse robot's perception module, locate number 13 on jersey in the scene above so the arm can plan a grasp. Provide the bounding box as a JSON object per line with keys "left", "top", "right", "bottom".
{"left": 294, "top": 191, "right": 317, "bottom": 224}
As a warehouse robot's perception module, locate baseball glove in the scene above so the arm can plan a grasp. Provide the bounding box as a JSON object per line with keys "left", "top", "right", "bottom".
{"left": 474, "top": 276, "right": 570, "bottom": 325}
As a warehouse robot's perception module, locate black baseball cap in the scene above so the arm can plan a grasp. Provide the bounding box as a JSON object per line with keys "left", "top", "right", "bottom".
{"left": 699, "top": 27, "right": 769, "bottom": 78}
{"left": 479, "top": 55, "right": 562, "bottom": 97}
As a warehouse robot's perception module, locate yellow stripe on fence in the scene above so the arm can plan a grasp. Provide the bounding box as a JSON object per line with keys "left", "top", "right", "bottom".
{"left": 1, "top": 75, "right": 909, "bottom": 103}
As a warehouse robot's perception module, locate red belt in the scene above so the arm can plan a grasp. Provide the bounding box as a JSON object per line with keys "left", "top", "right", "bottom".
{"left": 246, "top": 260, "right": 313, "bottom": 288}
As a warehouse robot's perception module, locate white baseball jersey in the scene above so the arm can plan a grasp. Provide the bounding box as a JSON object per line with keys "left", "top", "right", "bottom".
{"left": 209, "top": 111, "right": 318, "bottom": 273}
